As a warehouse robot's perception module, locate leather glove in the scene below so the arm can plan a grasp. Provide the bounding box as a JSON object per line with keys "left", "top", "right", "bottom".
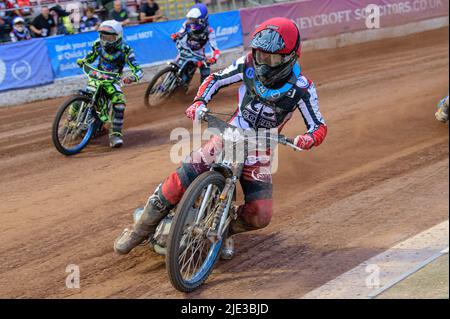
{"left": 76, "top": 59, "right": 85, "bottom": 67}
{"left": 206, "top": 57, "right": 217, "bottom": 65}
{"left": 294, "top": 134, "right": 315, "bottom": 150}
{"left": 185, "top": 101, "right": 207, "bottom": 121}
{"left": 122, "top": 76, "right": 136, "bottom": 85}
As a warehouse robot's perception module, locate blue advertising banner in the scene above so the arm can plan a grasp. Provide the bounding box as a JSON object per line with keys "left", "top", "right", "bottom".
{"left": 0, "top": 39, "right": 54, "bottom": 92}
{"left": 46, "top": 10, "right": 243, "bottom": 79}
{"left": 208, "top": 10, "right": 243, "bottom": 50}
{"left": 45, "top": 31, "right": 98, "bottom": 79}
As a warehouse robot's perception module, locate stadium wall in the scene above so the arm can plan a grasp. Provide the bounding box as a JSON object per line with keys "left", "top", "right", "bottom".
{"left": 0, "top": 0, "right": 448, "bottom": 107}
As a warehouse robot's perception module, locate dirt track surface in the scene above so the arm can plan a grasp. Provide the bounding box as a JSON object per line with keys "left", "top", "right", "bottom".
{"left": 0, "top": 28, "right": 448, "bottom": 298}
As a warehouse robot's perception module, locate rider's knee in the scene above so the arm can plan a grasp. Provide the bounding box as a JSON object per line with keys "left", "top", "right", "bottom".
{"left": 161, "top": 157, "right": 211, "bottom": 206}
{"left": 241, "top": 199, "right": 273, "bottom": 229}
{"left": 161, "top": 171, "right": 186, "bottom": 206}
{"left": 111, "top": 92, "right": 126, "bottom": 105}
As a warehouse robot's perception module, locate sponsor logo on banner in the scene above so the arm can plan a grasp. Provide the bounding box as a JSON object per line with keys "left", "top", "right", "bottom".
{"left": 11, "top": 60, "right": 32, "bottom": 81}
{"left": 0, "top": 38, "right": 54, "bottom": 92}
{"left": 216, "top": 25, "right": 240, "bottom": 37}
{"left": 0, "top": 59, "right": 6, "bottom": 85}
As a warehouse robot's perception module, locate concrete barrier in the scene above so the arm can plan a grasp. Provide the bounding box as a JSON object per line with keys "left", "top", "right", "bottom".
{"left": 0, "top": 16, "right": 448, "bottom": 108}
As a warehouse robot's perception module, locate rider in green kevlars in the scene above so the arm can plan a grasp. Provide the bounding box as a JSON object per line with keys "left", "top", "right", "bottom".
{"left": 72, "top": 20, "right": 143, "bottom": 148}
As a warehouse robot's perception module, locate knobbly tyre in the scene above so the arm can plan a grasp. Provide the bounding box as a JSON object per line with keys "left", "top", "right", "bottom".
{"left": 133, "top": 109, "right": 302, "bottom": 292}
{"left": 52, "top": 63, "right": 130, "bottom": 156}
{"left": 144, "top": 40, "right": 211, "bottom": 108}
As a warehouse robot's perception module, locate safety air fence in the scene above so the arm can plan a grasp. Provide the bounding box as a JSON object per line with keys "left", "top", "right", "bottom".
{"left": 0, "top": 0, "right": 448, "bottom": 94}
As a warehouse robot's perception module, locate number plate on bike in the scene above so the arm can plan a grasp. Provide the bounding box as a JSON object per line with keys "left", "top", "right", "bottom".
{"left": 86, "top": 85, "right": 96, "bottom": 93}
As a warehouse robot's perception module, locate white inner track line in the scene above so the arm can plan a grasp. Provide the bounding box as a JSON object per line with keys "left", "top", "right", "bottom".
{"left": 368, "top": 246, "right": 449, "bottom": 298}
{"left": 302, "top": 220, "right": 449, "bottom": 299}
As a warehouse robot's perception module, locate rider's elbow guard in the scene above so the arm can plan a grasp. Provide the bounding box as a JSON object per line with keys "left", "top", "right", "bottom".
{"left": 311, "top": 124, "right": 327, "bottom": 147}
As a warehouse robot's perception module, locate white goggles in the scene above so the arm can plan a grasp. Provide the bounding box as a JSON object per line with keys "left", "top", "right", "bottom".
{"left": 254, "top": 50, "right": 292, "bottom": 67}
{"left": 100, "top": 33, "right": 118, "bottom": 43}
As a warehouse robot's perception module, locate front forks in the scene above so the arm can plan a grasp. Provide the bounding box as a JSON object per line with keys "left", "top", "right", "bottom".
{"left": 206, "top": 176, "right": 237, "bottom": 243}
{"left": 71, "top": 102, "right": 93, "bottom": 134}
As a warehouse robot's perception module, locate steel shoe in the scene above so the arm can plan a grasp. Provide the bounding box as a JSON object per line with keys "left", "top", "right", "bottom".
{"left": 114, "top": 227, "right": 148, "bottom": 255}
{"left": 220, "top": 236, "right": 235, "bottom": 260}
{"left": 109, "top": 134, "right": 123, "bottom": 148}
{"left": 114, "top": 184, "right": 171, "bottom": 255}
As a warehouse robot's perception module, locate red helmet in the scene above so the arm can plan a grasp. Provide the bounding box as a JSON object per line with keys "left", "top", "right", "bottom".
{"left": 250, "top": 17, "right": 301, "bottom": 88}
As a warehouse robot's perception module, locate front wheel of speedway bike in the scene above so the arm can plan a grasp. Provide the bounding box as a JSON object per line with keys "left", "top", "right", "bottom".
{"left": 52, "top": 95, "right": 97, "bottom": 156}
{"left": 166, "top": 171, "right": 226, "bottom": 292}
{"left": 144, "top": 66, "right": 178, "bottom": 108}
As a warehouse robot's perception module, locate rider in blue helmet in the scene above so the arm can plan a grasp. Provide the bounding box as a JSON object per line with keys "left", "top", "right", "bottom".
{"left": 185, "top": 2, "right": 208, "bottom": 32}
{"left": 170, "top": 3, "right": 220, "bottom": 83}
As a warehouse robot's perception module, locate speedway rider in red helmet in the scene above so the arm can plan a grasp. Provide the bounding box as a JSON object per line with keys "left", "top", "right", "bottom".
{"left": 114, "top": 18, "right": 327, "bottom": 259}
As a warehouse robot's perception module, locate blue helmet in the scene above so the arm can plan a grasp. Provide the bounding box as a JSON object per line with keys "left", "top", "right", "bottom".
{"left": 186, "top": 3, "right": 208, "bottom": 33}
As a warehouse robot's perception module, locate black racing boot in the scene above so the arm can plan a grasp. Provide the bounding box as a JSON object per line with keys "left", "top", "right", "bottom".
{"left": 109, "top": 104, "right": 125, "bottom": 148}
{"left": 114, "top": 184, "right": 171, "bottom": 255}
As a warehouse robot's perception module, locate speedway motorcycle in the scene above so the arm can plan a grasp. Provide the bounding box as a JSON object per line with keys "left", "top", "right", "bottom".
{"left": 144, "top": 40, "right": 210, "bottom": 108}
{"left": 134, "top": 109, "right": 302, "bottom": 292}
{"left": 52, "top": 63, "right": 125, "bottom": 156}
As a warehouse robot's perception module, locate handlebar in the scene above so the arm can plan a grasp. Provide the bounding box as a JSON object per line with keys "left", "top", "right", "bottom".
{"left": 82, "top": 63, "right": 121, "bottom": 82}
{"left": 175, "top": 39, "right": 208, "bottom": 63}
{"left": 277, "top": 135, "right": 303, "bottom": 152}
{"left": 200, "top": 109, "right": 303, "bottom": 152}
